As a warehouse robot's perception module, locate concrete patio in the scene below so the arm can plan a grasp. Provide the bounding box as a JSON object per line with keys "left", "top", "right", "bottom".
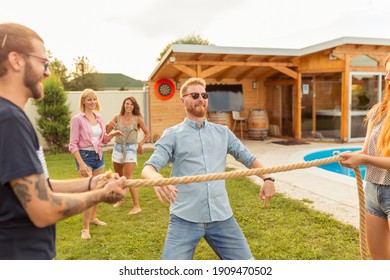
{"left": 226, "top": 138, "right": 365, "bottom": 229}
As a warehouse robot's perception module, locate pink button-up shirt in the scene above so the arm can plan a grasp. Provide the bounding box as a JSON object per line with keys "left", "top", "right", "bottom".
{"left": 68, "top": 112, "right": 109, "bottom": 160}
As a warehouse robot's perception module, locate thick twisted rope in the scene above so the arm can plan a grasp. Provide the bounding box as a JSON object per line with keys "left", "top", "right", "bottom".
{"left": 353, "top": 167, "right": 368, "bottom": 260}
{"left": 125, "top": 156, "right": 342, "bottom": 187}
{"left": 118, "top": 155, "right": 367, "bottom": 259}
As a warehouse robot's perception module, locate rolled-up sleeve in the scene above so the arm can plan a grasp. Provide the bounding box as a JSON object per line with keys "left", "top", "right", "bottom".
{"left": 227, "top": 130, "right": 256, "bottom": 168}
{"left": 68, "top": 116, "right": 81, "bottom": 154}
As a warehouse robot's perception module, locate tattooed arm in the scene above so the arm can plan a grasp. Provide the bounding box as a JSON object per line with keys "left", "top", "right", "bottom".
{"left": 10, "top": 174, "right": 127, "bottom": 228}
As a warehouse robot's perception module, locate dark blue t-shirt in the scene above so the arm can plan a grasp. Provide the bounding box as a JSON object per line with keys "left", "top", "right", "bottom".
{"left": 0, "top": 97, "right": 56, "bottom": 260}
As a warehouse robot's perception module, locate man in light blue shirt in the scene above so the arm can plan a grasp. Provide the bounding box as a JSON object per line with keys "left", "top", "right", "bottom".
{"left": 142, "top": 77, "right": 276, "bottom": 260}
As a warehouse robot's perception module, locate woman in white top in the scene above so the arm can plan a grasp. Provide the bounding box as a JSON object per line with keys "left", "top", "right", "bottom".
{"left": 69, "top": 89, "right": 122, "bottom": 239}
{"left": 106, "top": 96, "right": 150, "bottom": 215}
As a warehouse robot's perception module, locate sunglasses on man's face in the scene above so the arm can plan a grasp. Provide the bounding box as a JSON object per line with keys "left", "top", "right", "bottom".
{"left": 182, "top": 92, "right": 209, "bottom": 100}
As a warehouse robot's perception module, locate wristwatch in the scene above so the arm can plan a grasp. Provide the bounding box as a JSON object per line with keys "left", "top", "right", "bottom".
{"left": 263, "top": 177, "right": 275, "bottom": 182}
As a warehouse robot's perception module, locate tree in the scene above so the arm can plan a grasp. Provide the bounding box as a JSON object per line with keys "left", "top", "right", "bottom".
{"left": 157, "top": 34, "right": 213, "bottom": 61}
{"left": 34, "top": 75, "right": 71, "bottom": 152}
{"left": 45, "top": 50, "right": 71, "bottom": 90}
{"left": 49, "top": 57, "right": 70, "bottom": 90}
{"left": 67, "top": 56, "right": 103, "bottom": 90}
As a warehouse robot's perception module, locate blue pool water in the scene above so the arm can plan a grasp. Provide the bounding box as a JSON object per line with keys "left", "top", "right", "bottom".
{"left": 304, "top": 148, "right": 366, "bottom": 178}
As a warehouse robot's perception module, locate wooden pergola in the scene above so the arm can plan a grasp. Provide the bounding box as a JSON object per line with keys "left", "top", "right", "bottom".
{"left": 147, "top": 37, "right": 390, "bottom": 142}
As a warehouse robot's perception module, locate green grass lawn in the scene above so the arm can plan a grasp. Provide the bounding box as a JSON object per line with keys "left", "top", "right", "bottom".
{"left": 46, "top": 150, "right": 361, "bottom": 260}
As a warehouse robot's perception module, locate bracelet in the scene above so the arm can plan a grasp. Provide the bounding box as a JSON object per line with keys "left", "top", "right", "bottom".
{"left": 263, "top": 177, "right": 275, "bottom": 182}
{"left": 88, "top": 176, "right": 94, "bottom": 191}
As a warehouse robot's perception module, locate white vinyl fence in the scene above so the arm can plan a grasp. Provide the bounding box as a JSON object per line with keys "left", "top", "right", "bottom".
{"left": 25, "top": 90, "right": 149, "bottom": 149}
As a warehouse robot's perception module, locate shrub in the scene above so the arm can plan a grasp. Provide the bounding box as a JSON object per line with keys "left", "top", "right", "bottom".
{"left": 34, "top": 75, "right": 71, "bottom": 152}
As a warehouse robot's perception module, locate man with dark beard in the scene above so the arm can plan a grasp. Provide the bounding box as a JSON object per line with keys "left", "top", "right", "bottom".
{"left": 0, "top": 22, "right": 127, "bottom": 260}
{"left": 142, "top": 77, "right": 276, "bottom": 260}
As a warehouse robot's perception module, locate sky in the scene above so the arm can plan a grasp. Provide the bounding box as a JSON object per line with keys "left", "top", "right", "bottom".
{"left": 2, "top": 0, "right": 390, "bottom": 81}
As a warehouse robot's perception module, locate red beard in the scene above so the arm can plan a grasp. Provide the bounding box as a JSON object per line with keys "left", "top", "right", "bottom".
{"left": 187, "top": 103, "right": 207, "bottom": 118}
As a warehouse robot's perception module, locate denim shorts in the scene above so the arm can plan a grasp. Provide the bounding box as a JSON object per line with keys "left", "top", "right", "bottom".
{"left": 365, "top": 181, "right": 390, "bottom": 220}
{"left": 112, "top": 143, "right": 137, "bottom": 164}
{"left": 162, "top": 214, "right": 253, "bottom": 260}
{"left": 75, "top": 150, "right": 104, "bottom": 171}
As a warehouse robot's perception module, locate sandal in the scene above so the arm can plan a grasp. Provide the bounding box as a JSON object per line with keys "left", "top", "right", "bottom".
{"left": 90, "top": 218, "right": 107, "bottom": 226}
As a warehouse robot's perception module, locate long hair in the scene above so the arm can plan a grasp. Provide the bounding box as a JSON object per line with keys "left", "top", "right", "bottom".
{"left": 368, "top": 55, "right": 390, "bottom": 156}
{"left": 120, "top": 96, "right": 141, "bottom": 116}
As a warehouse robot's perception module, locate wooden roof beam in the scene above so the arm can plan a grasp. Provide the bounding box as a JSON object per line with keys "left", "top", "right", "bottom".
{"left": 245, "top": 55, "right": 256, "bottom": 61}
{"left": 174, "top": 72, "right": 187, "bottom": 81}
{"left": 215, "top": 66, "right": 236, "bottom": 81}
{"left": 333, "top": 45, "right": 388, "bottom": 54}
{"left": 172, "top": 64, "right": 196, "bottom": 77}
{"left": 199, "top": 65, "right": 231, "bottom": 78}
{"left": 173, "top": 60, "right": 295, "bottom": 67}
{"left": 220, "top": 54, "right": 231, "bottom": 60}
{"left": 271, "top": 66, "right": 298, "bottom": 79}
{"left": 237, "top": 67, "right": 258, "bottom": 81}
{"left": 194, "top": 53, "right": 205, "bottom": 60}
{"left": 171, "top": 63, "right": 234, "bottom": 79}
{"left": 263, "top": 55, "right": 278, "bottom": 62}
{"left": 256, "top": 69, "right": 278, "bottom": 80}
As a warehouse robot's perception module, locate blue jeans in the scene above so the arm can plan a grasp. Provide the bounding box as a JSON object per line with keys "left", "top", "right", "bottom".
{"left": 75, "top": 150, "right": 104, "bottom": 171}
{"left": 365, "top": 181, "right": 390, "bottom": 220}
{"left": 162, "top": 214, "right": 253, "bottom": 260}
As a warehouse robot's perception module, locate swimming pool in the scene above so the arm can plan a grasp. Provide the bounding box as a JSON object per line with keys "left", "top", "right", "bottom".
{"left": 304, "top": 148, "right": 366, "bottom": 178}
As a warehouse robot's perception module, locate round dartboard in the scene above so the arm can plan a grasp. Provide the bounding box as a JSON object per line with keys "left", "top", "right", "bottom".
{"left": 154, "top": 78, "right": 175, "bottom": 100}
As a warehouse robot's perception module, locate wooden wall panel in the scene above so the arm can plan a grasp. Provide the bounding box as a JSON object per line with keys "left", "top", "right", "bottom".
{"left": 149, "top": 85, "right": 186, "bottom": 141}
{"left": 149, "top": 79, "right": 265, "bottom": 139}
{"left": 299, "top": 53, "right": 344, "bottom": 72}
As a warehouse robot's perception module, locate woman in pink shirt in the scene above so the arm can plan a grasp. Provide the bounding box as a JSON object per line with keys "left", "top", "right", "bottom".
{"left": 69, "top": 89, "right": 122, "bottom": 239}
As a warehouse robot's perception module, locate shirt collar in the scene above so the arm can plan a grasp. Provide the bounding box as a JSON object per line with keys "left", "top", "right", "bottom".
{"left": 81, "top": 112, "right": 102, "bottom": 121}
{"left": 184, "top": 118, "right": 207, "bottom": 129}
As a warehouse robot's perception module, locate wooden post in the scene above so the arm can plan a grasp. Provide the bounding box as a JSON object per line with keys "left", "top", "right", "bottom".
{"left": 294, "top": 72, "right": 302, "bottom": 139}
{"left": 312, "top": 77, "right": 317, "bottom": 137}
{"left": 341, "top": 54, "right": 350, "bottom": 142}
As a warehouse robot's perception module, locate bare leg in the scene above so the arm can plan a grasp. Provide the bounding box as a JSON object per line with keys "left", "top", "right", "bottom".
{"left": 89, "top": 168, "right": 106, "bottom": 224}
{"left": 78, "top": 168, "right": 92, "bottom": 239}
{"left": 112, "top": 162, "right": 127, "bottom": 208}
{"left": 365, "top": 212, "right": 390, "bottom": 259}
{"left": 81, "top": 168, "right": 106, "bottom": 239}
{"left": 128, "top": 187, "right": 141, "bottom": 214}
{"left": 123, "top": 162, "right": 141, "bottom": 214}
{"left": 81, "top": 207, "right": 92, "bottom": 239}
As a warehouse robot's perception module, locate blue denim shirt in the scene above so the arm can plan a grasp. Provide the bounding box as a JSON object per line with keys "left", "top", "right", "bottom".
{"left": 145, "top": 118, "right": 256, "bottom": 223}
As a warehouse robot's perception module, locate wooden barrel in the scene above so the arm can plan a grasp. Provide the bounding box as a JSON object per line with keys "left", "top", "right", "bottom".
{"left": 208, "top": 112, "right": 231, "bottom": 128}
{"left": 247, "top": 110, "right": 269, "bottom": 139}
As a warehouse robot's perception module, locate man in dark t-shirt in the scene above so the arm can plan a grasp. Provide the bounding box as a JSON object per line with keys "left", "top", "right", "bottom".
{"left": 0, "top": 23, "right": 127, "bottom": 260}
{"left": 0, "top": 97, "right": 56, "bottom": 259}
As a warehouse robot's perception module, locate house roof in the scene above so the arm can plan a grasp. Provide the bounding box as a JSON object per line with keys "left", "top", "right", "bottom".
{"left": 98, "top": 73, "right": 143, "bottom": 89}
{"left": 68, "top": 73, "right": 143, "bottom": 90}
{"left": 148, "top": 36, "right": 390, "bottom": 82}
